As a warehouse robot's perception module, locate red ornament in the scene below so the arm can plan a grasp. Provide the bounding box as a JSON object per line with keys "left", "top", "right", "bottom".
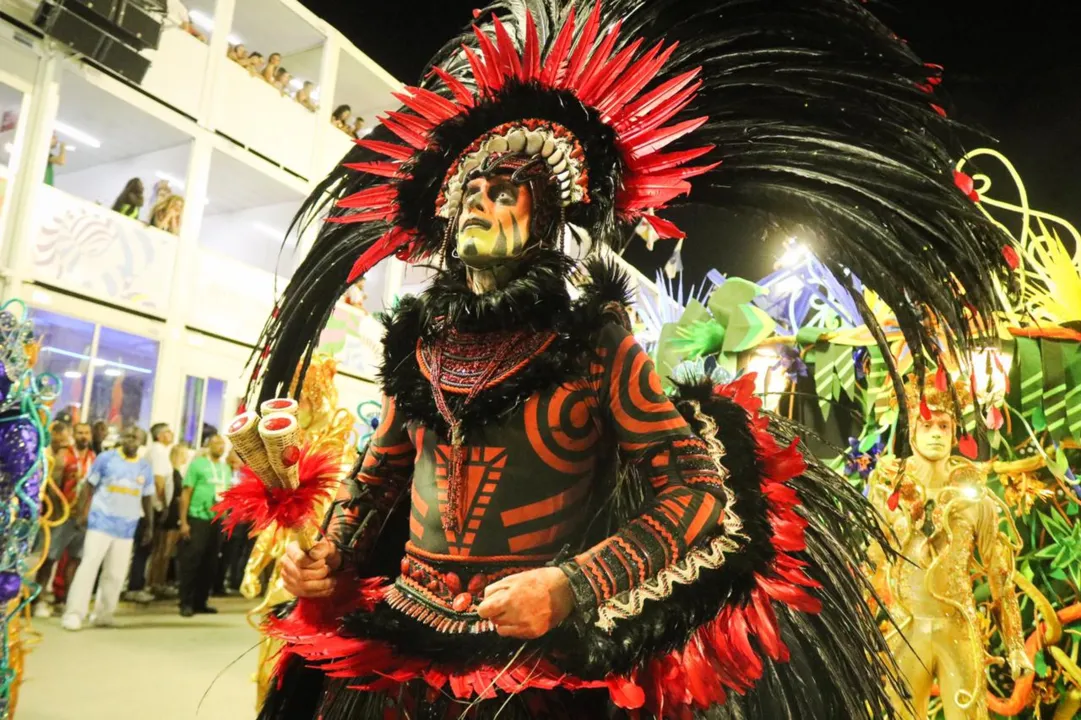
{"left": 400, "top": 557, "right": 410, "bottom": 575}
{"left": 281, "top": 445, "right": 301, "bottom": 467}
{"left": 263, "top": 416, "right": 292, "bottom": 432}
{"left": 958, "top": 434, "right": 978, "bottom": 459}
{"left": 887, "top": 490, "right": 901, "bottom": 512}
{"left": 919, "top": 397, "right": 932, "bottom": 421}
{"left": 452, "top": 592, "right": 473, "bottom": 613}
{"left": 468, "top": 573, "right": 488, "bottom": 594}
{"left": 1002, "top": 245, "right": 1020, "bottom": 270}
{"left": 444, "top": 572, "right": 462, "bottom": 594}
{"left": 934, "top": 365, "right": 948, "bottom": 392}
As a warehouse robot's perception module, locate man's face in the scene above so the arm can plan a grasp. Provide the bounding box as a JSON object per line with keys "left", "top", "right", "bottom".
{"left": 912, "top": 411, "right": 954, "bottom": 461}
{"left": 93, "top": 422, "right": 108, "bottom": 441}
{"left": 208, "top": 435, "right": 226, "bottom": 459}
{"left": 73, "top": 424, "right": 92, "bottom": 449}
{"left": 120, "top": 428, "right": 141, "bottom": 457}
{"left": 158, "top": 427, "right": 174, "bottom": 445}
{"left": 52, "top": 427, "right": 72, "bottom": 451}
{"left": 456, "top": 173, "right": 532, "bottom": 268}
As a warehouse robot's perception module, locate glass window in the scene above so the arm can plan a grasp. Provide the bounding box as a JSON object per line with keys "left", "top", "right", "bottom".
{"left": 28, "top": 309, "right": 96, "bottom": 423}
{"left": 0, "top": 81, "right": 25, "bottom": 242}
{"left": 203, "top": 378, "right": 226, "bottom": 436}
{"left": 179, "top": 375, "right": 206, "bottom": 446}
{"left": 87, "top": 326, "right": 159, "bottom": 432}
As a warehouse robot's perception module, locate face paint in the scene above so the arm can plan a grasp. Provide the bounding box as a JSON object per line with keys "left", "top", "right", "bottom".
{"left": 456, "top": 174, "right": 532, "bottom": 267}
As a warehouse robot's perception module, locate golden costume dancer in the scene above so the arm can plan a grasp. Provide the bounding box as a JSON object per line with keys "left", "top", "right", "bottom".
{"left": 868, "top": 378, "right": 1033, "bottom": 719}
{"left": 240, "top": 354, "right": 358, "bottom": 707}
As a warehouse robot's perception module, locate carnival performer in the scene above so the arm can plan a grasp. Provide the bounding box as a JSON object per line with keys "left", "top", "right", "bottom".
{"left": 867, "top": 379, "right": 1033, "bottom": 719}
{"left": 240, "top": 354, "right": 357, "bottom": 707}
{"left": 245, "top": 1, "right": 1015, "bottom": 717}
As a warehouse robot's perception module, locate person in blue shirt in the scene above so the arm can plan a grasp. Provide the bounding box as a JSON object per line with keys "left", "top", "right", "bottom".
{"left": 62, "top": 426, "right": 155, "bottom": 631}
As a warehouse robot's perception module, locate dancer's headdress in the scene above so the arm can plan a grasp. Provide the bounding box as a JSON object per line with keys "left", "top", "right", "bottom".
{"left": 252, "top": 0, "right": 1012, "bottom": 437}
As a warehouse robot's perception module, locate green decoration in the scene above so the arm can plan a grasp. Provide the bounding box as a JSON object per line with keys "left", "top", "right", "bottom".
{"left": 813, "top": 343, "right": 849, "bottom": 421}
{"left": 674, "top": 319, "right": 726, "bottom": 358}
{"left": 706, "top": 278, "right": 762, "bottom": 324}
{"left": 1062, "top": 342, "right": 1081, "bottom": 442}
{"left": 1015, "top": 337, "right": 1045, "bottom": 431}
{"left": 721, "top": 304, "right": 775, "bottom": 353}
{"left": 1041, "top": 340, "right": 1069, "bottom": 442}
{"left": 796, "top": 326, "right": 827, "bottom": 345}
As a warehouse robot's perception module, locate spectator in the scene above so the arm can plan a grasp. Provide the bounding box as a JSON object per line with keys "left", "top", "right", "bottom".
{"left": 33, "top": 422, "right": 95, "bottom": 617}
{"left": 148, "top": 443, "right": 190, "bottom": 595}
{"left": 149, "top": 179, "right": 171, "bottom": 210}
{"left": 214, "top": 450, "right": 253, "bottom": 595}
{"left": 295, "top": 81, "right": 317, "bottom": 111}
{"left": 124, "top": 422, "right": 173, "bottom": 603}
{"left": 351, "top": 116, "right": 366, "bottom": 139}
{"left": 44, "top": 134, "right": 66, "bottom": 186}
{"left": 243, "top": 51, "right": 263, "bottom": 75}
{"left": 331, "top": 104, "right": 352, "bottom": 132}
{"left": 111, "top": 178, "right": 145, "bottom": 220}
{"left": 273, "top": 67, "right": 292, "bottom": 95}
{"left": 146, "top": 423, "right": 175, "bottom": 595}
{"left": 149, "top": 195, "right": 184, "bottom": 235}
{"left": 227, "top": 43, "right": 249, "bottom": 64}
{"left": 178, "top": 433, "right": 230, "bottom": 617}
{"left": 261, "top": 52, "right": 282, "bottom": 84}
{"left": 62, "top": 427, "right": 154, "bottom": 631}
{"left": 91, "top": 420, "right": 109, "bottom": 455}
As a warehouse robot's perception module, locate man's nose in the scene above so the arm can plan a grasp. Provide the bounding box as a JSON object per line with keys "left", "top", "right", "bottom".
{"left": 467, "top": 187, "right": 486, "bottom": 212}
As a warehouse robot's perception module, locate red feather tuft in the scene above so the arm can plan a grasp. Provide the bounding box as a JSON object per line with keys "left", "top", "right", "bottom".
{"left": 561, "top": 2, "right": 602, "bottom": 92}
{"left": 353, "top": 139, "right": 413, "bottom": 160}
{"left": 641, "top": 213, "right": 686, "bottom": 240}
{"left": 214, "top": 446, "right": 340, "bottom": 535}
{"left": 1002, "top": 245, "right": 1020, "bottom": 270}
{"left": 540, "top": 6, "right": 576, "bottom": 86}
{"left": 429, "top": 66, "right": 474, "bottom": 108}
{"left": 920, "top": 396, "right": 932, "bottom": 421}
{"left": 347, "top": 228, "right": 414, "bottom": 283}
{"left": 934, "top": 365, "right": 948, "bottom": 392}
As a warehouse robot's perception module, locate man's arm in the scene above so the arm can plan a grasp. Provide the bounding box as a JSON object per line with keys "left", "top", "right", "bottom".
{"left": 75, "top": 482, "right": 94, "bottom": 528}
{"left": 140, "top": 495, "right": 155, "bottom": 546}
{"left": 178, "top": 486, "right": 193, "bottom": 539}
{"left": 977, "top": 495, "right": 1033, "bottom": 678}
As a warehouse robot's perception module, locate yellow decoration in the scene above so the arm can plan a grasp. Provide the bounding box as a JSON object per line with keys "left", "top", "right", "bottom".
{"left": 956, "top": 148, "right": 1081, "bottom": 327}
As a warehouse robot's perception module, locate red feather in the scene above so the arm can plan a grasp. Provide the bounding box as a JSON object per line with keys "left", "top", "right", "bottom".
{"left": 934, "top": 365, "right": 948, "bottom": 392}
{"left": 429, "top": 66, "right": 474, "bottom": 108}
{"left": 958, "top": 434, "right": 978, "bottom": 459}
{"left": 920, "top": 396, "right": 932, "bottom": 421}
{"left": 342, "top": 161, "right": 407, "bottom": 179}
{"left": 460, "top": 45, "right": 490, "bottom": 98}
{"left": 540, "top": 6, "right": 576, "bottom": 86}
{"left": 1002, "top": 245, "right": 1020, "bottom": 269}
{"left": 628, "top": 116, "right": 709, "bottom": 158}
{"left": 521, "top": 11, "right": 541, "bottom": 82}
{"left": 562, "top": 2, "right": 602, "bottom": 91}
{"left": 490, "top": 15, "right": 523, "bottom": 81}
{"left": 578, "top": 38, "right": 644, "bottom": 105}
{"left": 347, "top": 227, "right": 413, "bottom": 283}
{"left": 571, "top": 18, "right": 621, "bottom": 91}
{"left": 392, "top": 87, "right": 459, "bottom": 124}
{"left": 471, "top": 24, "right": 505, "bottom": 92}
{"left": 354, "top": 139, "right": 413, "bottom": 160}
{"left": 379, "top": 113, "right": 429, "bottom": 150}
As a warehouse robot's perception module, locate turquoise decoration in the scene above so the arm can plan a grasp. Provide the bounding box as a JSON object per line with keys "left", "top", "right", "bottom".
{"left": 0, "top": 299, "right": 55, "bottom": 720}
{"left": 356, "top": 400, "right": 382, "bottom": 450}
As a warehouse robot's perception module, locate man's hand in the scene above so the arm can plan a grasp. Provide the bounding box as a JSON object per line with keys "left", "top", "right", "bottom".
{"left": 281, "top": 539, "right": 341, "bottom": 599}
{"left": 179, "top": 522, "right": 191, "bottom": 541}
{"left": 476, "top": 566, "right": 575, "bottom": 639}
{"left": 141, "top": 525, "right": 154, "bottom": 547}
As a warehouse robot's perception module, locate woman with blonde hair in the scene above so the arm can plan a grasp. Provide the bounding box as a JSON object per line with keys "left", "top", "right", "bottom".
{"left": 150, "top": 194, "right": 184, "bottom": 235}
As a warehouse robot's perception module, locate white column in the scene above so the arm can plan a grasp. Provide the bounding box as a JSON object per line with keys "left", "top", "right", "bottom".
{"left": 197, "top": 0, "right": 237, "bottom": 129}
{"left": 149, "top": 135, "right": 214, "bottom": 428}
{"left": 0, "top": 51, "right": 60, "bottom": 302}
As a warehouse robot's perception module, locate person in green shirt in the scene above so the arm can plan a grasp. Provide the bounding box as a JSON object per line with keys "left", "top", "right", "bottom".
{"left": 110, "top": 177, "right": 144, "bottom": 220}
{"left": 177, "top": 433, "right": 230, "bottom": 617}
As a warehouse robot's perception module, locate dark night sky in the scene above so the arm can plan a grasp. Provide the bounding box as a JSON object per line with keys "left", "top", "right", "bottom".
{"left": 301, "top": 0, "right": 1079, "bottom": 285}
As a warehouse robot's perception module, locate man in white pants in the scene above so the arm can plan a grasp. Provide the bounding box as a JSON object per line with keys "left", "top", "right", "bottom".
{"left": 62, "top": 427, "right": 155, "bottom": 631}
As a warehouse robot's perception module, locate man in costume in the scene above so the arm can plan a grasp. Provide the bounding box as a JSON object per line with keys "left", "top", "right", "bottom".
{"left": 247, "top": 1, "right": 1014, "bottom": 717}
{"left": 868, "top": 379, "right": 1032, "bottom": 719}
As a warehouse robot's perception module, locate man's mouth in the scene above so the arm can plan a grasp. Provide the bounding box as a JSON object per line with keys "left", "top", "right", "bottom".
{"left": 461, "top": 217, "right": 492, "bottom": 231}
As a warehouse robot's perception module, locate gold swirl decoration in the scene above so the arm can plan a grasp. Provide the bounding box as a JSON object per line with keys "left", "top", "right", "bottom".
{"left": 955, "top": 148, "right": 1081, "bottom": 326}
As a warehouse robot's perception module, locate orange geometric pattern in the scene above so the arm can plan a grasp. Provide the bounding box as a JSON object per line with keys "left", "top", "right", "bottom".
{"left": 433, "top": 445, "right": 508, "bottom": 556}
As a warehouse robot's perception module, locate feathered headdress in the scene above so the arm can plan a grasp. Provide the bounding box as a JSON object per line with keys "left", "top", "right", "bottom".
{"left": 252, "top": 0, "right": 1012, "bottom": 439}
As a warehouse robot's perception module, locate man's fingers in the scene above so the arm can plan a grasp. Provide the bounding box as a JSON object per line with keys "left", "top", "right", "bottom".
{"left": 476, "top": 593, "right": 510, "bottom": 620}
{"left": 301, "top": 578, "right": 335, "bottom": 595}
{"left": 483, "top": 580, "right": 510, "bottom": 598}
{"left": 308, "top": 539, "right": 331, "bottom": 561}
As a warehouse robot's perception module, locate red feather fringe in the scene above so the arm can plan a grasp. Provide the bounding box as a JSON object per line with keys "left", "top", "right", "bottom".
{"left": 213, "top": 445, "right": 340, "bottom": 536}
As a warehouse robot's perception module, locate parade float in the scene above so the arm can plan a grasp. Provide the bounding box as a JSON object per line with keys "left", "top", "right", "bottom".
{"left": 640, "top": 150, "right": 1081, "bottom": 719}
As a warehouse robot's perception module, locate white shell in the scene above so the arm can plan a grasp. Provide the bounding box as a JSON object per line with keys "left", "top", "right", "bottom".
{"left": 547, "top": 148, "right": 565, "bottom": 166}
{"left": 507, "top": 129, "right": 527, "bottom": 152}
{"left": 540, "top": 137, "right": 556, "bottom": 157}
{"left": 551, "top": 158, "right": 568, "bottom": 175}
{"left": 525, "top": 132, "right": 543, "bottom": 154}
{"left": 486, "top": 136, "right": 509, "bottom": 153}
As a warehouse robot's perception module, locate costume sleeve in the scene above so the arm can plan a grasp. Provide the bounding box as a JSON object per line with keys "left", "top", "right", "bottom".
{"left": 561, "top": 324, "right": 729, "bottom": 610}
{"left": 326, "top": 396, "right": 414, "bottom": 568}
{"left": 975, "top": 493, "right": 1027, "bottom": 664}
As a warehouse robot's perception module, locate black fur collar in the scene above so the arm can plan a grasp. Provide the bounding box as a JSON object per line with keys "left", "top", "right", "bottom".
{"left": 378, "top": 254, "right": 631, "bottom": 436}
{"left": 414, "top": 248, "right": 575, "bottom": 339}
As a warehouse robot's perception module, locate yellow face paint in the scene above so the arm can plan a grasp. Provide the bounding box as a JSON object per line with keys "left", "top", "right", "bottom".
{"left": 456, "top": 174, "right": 533, "bottom": 267}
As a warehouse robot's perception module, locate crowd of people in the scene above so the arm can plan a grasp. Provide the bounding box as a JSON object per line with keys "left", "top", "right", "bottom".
{"left": 32, "top": 420, "right": 257, "bottom": 629}
{"left": 226, "top": 45, "right": 318, "bottom": 112}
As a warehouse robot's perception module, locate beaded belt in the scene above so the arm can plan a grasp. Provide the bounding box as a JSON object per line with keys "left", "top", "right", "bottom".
{"left": 384, "top": 544, "right": 553, "bottom": 634}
